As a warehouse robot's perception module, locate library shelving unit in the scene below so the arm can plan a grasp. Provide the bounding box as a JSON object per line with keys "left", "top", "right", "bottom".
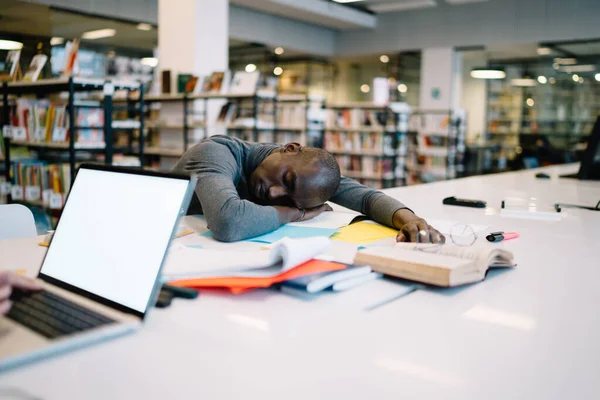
{"left": 407, "top": 109, "right": 467, "bottom": 184}
{"left": 138, "top": 91, "right": 325, "bottom": 170}
{"left": 485, "top": 74, "right": 600, "bottom": 171}
{"left": 323, "top": 102, "right": 411, "bottom": 189}
{"left": 0, "top": 77, "right": 144, "bottom": 212}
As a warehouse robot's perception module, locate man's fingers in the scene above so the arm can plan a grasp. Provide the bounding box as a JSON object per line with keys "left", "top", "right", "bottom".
{"left": 0, "top": 284, "right": 11, "bottom": 301}
{"left": 396, "top": 232, "right": 406, "bottom": 243}
{"left": 403, "top": 224, "right": 420, "bottom": 242}
{"left": 417, "top": 221, "right": 430, "bottom": 243}
{"left": 9, "top": 274, "right": 42, "bottom": 291}
{"left": 429, "top": 226, "right": 445, "bottom": 244}
{"left": 0, "top": 300, "right": 12, "bottom": 316}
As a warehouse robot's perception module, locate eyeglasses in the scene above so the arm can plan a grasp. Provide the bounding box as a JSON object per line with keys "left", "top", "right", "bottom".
{"left": 417, "top": 223, "right": 478, "bottom": 253}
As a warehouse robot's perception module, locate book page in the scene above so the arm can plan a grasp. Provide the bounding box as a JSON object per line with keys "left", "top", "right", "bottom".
{"left": 394, "top": 243, "right": 514, "bottom": 270}
{"left": 360, "top": 247, "right": 472, "bottom": 270}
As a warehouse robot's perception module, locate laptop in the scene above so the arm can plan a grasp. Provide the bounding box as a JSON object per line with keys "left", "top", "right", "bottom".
{"left": 0, "top": 164, "right": 196, "bottom": 371}
{"left": 561, "top": 116, "right": 600, "bottom": 180}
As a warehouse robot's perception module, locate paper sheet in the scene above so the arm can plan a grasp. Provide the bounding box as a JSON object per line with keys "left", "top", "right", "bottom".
{"left": 246, "top": 225, "right": 338, "bottom": 244}
{"left": 288, "top": 211, "right": 360, "bottom": 230}
{"left": 332, "top": 221, "right": 398, "bottom": 244}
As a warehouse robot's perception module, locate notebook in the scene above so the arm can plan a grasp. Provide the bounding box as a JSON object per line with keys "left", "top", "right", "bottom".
{"left": 281, "top": 265, "right": 372, "bottom": 293}
{"left": 354, "top": 243, "right": 515, "bottom": 287}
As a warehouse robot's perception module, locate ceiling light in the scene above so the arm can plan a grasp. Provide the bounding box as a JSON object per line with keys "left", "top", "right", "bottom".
{"left": 579, "top": 77, "right": 584, "bottom": 83}
{"left": 526, "top": 98, "right": 535, "bottom": 107}
{"left": 82, "top": 28, "right": 117, "bottom": 40}
{"left": 50, "top": 37, "right": 64, "bottom": 46}
{"left": 537, "top": 76, "right": 547, "bottom": 84}
{"left": 273, "top": 66, "right": 283, "bottom": 76}
{"left": 0, "top": 39, "right": 23, "bottom": 50}
{"left": 360, "top": 84, "right": 370, "bottom": 93}
{"left": 274, "top": 47, "right": 284, "bottom": 55}
{"left": 560, "top": 64, "right": 596, "bottom": 73}
{"left": 380, "top": 55, "right": 389, "bottom": 63}
{"left": 536, "top": 47, "right": 552, "bottom": 56}
{"left": 141, "top": 57, "right": 158, "bottom": 67}
{"left": 397, "top": 83, "right": 408, "bottom": 93}
{"left": 553, "top": 63, "right": 559, "bottom": 70}
{"left": 470, "top": 68, "right": 506, "bottom": 79}
{"left": 511, "top": 78, "right": 537, "bottom": 87}
{"left": 595, "top": 73, "right": 600, "bottom": 82}
{"left": 555, "top": 57, "right": 577, "bottom": 65}
{"left": 137, "top": 23, "right": 152, "bottom": 31}
{"left": 549, "top": 77, "right": 556, "bottom": 84}
{"left": 245, "top": 63, "right": 257, "bottom": 73}
{"left": 572, "top": 74, "right": 580, "bottom": 82}
{"left": 332, "top": 0, "right": 365, "bottom": 3}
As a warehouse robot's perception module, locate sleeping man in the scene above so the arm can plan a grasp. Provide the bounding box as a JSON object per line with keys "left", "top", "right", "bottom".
{"left": 172, "top": 135, "right": 444, "bottom": 243}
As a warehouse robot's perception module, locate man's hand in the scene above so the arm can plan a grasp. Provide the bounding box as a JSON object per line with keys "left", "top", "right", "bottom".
{"left": 301, "top": 204, "right": 333, "bottom": 221}
{"left": 393, "top": 209, "right": 445, "bottom": 244}
{"left": 0, "top": 272, "right": 42, "bottom": 315}
{"left": 275, "top": 204, "right": 333, "bottom": 224}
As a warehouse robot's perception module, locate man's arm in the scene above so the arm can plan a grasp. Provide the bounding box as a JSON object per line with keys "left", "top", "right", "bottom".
{"left": 330, "top": 177, "right": 444, "bottom": 243}
{"left": 177, "top": 142, "right": 303, "bottom": 242}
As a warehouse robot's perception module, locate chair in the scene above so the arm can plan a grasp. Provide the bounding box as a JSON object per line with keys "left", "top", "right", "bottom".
{"left": 0, "top": 204, "right": 37, "bottom": 240}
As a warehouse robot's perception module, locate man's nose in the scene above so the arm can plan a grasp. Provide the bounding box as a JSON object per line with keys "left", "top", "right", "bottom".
{"left": 268, "top": 185, "right": 287, "bottom": 199}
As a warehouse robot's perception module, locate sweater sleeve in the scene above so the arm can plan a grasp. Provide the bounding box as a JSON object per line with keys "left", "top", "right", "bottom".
{"left": 329, "top": 176, "right": 410, "bottom": 229}
{"left": 177, "top": 142, "right": 281, "bottom": 242}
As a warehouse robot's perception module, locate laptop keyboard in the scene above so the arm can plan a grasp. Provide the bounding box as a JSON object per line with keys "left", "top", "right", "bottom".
{"left": 7, "top": 289, "right": 115, "bottom": 339}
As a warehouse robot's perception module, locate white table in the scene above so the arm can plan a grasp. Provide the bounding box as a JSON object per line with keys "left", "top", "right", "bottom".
{"left": 2, "top": 164, "right": 600, "bottom": 400}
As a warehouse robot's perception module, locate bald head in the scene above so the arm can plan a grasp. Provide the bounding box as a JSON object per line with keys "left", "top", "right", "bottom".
{"left": 249, "top": 143, "right": 341, "bottom": 209}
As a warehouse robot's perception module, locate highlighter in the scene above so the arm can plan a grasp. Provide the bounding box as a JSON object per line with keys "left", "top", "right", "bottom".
{"left": 486, "top": 232, "right": 519, "bottom": 243}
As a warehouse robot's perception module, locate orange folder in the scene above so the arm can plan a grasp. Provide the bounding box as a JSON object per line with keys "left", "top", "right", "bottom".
{"left": 169, "top": 259, "right": 346, "bottom": 294}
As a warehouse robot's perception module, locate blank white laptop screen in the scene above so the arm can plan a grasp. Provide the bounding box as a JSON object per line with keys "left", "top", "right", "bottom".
{"left": 40, "top": 168, "right": 189, "bottom": 313}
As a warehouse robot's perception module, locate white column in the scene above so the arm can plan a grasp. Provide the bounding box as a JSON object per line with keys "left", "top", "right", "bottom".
{"left": 419, "top": 47, "right": 462, "bottom": 111}
{"left": 461, "top": 52, "right": 488, "bottom": 143}
{"left": 158, "top": 0, "right": 229, "bottom": 142}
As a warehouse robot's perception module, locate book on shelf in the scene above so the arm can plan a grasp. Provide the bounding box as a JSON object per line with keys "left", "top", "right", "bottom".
{"left": 202, "top": 71, "right": 226, "bottom": 93}
{"left": 62, "top": 39, "right": 80, "bottom": 77}
{"left": 23, "top": 54, "right": 48, "bottom": 82}
{"left": 354, "top": 243, "right": 515, "bottom": 287}
{"left": 177, "top": 74, "right": 193, "bottom": 93}
{"left": 277, "top": 103, "right": 305, "bottom": 128}
{"left": 161, "top": 70, "right": 171, "bottom": 94}
{"left": 184, "top": 76, "right": 199, "bottom": 93}
{"left": 229, "top": 71, "right": 260, "bottom": 94}
{"left": 0, "top": 50, "right": 21, "bottom": 81}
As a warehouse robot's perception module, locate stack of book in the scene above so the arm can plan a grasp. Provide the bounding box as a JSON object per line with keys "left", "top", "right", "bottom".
{"left": 326, "top": 108, "right": 387, "bottom": 130}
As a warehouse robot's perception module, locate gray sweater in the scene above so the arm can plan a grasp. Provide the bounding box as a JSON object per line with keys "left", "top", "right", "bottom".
{"left": 172, "top": 135, "right": 407, "bottom": 242}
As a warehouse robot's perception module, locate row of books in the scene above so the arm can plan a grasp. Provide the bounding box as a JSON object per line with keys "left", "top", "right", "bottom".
{"left": 326, "top": 109, "right": 388, "bottom": 130}
{"left": 335, "top": 155, "right": 393, "bottom": 179}
{"left": 9, "top": 161, "right": 71, "bottom": 208}
{"left": 324, "top": 131, "right": 395, "bottom": 155}
{"left": 4, "top": 99, "right": 104, "bottom": 144}
{"left": 162, "top": 70, "right": 262, "bottom": 96}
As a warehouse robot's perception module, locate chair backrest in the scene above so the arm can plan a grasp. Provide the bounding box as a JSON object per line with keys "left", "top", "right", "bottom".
{"left": 0, "top": 204, "right": 37, "bottom": 240}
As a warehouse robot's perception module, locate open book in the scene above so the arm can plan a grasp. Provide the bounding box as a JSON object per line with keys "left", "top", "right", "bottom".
{"left": 354, "top": 243, "right": 515, "bottom": 287}
{"left": 162, "top": 237, "right": 330, "bottom": 281}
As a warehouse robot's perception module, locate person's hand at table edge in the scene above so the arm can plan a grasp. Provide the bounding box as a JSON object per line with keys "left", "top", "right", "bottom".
{"left": 275, "top": 204, "right": 333, "bottom": 224}
{"left": 0, "top": 271, "right": 42, "bottom": 315}
{"left": 393, "top": 208, "right": 446, "bottom": 244}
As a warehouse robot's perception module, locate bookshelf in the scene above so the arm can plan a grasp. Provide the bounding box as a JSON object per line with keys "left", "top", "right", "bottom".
{"left": 138, "top": 91, "right": 325, "bottom": 170}
{"left": 323, "top": 102, "right": 411, "bottom": 189}
{"left": 0, "top": 77, "right": 144, "bottom": 211}
{"left": 407, "top": 109, "right": 467, "bottom": 183}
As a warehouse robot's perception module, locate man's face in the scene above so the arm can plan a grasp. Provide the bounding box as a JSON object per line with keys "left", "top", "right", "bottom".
{"left": 249, "top": 143, "right": 327, "bottom": 209}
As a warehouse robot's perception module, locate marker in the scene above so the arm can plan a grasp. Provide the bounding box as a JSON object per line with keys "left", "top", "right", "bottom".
{"left": 486, "top": 232, "right": 519, "bottom": 243}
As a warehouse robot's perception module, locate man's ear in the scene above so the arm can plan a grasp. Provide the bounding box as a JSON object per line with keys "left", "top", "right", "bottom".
{"left": 281, "top": 142, "right": 302, "bottom": 153}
